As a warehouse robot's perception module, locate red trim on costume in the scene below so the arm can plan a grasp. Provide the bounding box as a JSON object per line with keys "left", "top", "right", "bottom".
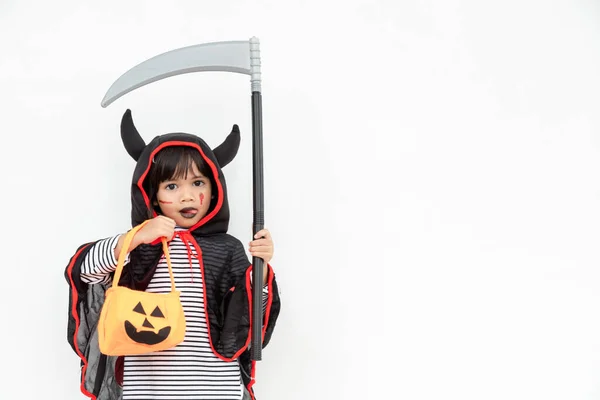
{"left": 246, "top": 360, "right": 257, "bottom": 400}
{"left": 66, "top": 244, "right": 96, "bottom": 399}
{"left": 115, "top": 356, "right": 124, "bottom": 387}
{"left": 190, "top": 235, "right": 251, "bottom": 362}
{"left": 136, "top": 141, "right": 224, "bottom": 231}
{"left": 245, "top": 265, "right": 254, "bottom": 342}
{"left": 244, "top": 263, "right": 275, "bottom": 399}
{"left": 243, "top": 265, "right": 257, "bottom": 398}
{"left": 262, "top": 264, "right": 275, "bottom": 339}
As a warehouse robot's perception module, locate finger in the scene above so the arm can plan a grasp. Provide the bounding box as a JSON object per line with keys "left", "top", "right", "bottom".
{"left": 250, "top": 248, "right": 272, "bottom": 256}
{"left": 160, "top": 226, "right": 175, "bottom": 235}
{"left": 161, "top": 220, "right": 176, "bottom": 230}
{"left": 157, "top": 224, "right": 173, "bottom": 234}
{"left": 249, "top": 238, "right": 272, "bottom": 247}
{"left": 154, "top": 217, "right": 167, "bottom": 228}
{"left": 248, "top": 244, "right": 273, "bottom": 251}
{"left": 254, "top": 229, "right": 270, "bottom": 239}
{"left": 159, "top": 215, "right": 176, "bottom": 225}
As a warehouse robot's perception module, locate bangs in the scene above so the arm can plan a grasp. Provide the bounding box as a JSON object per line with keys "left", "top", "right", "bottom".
{"left": 144, "top": 146, "right": 215, "bottom": 210}
{"left": 143, "top": 144, "right": 219, "bottom": 217}
{"left": 151, "top": 146, "right": 210, "bottom": 183}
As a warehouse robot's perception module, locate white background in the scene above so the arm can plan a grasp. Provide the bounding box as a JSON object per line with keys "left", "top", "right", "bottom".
{"left": 1, "top": 0, "right": 599, "bottom": 399}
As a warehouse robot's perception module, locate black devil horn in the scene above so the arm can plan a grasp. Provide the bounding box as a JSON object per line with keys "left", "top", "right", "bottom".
{"left": 213, "top": 124, "right": 241, "bottom": 168}
{"left": 120, "top": 109, "right": 146, "bottom": 161}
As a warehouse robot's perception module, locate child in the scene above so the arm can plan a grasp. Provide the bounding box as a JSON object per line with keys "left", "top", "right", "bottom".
{"left": 65, "top": 109, "right": 281, "bottom": 400}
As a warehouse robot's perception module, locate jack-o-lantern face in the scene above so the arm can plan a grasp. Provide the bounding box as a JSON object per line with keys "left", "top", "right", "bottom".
{"left": 124, "top": 301, "right": 171, "bottom": 345}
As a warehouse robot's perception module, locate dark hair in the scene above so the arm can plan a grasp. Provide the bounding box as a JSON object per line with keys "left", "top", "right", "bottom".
{"left": 144, "top": 146, "right": 216, "bottom": 215}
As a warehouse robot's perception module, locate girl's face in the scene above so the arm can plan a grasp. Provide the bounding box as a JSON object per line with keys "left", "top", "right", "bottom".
{"left": 155, "top": 162, "right": 213, "bottom": 228}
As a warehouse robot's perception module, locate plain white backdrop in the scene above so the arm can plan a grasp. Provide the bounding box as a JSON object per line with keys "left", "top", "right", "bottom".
{"left": 1, "top": 0, "right": 599, "bottom": 399}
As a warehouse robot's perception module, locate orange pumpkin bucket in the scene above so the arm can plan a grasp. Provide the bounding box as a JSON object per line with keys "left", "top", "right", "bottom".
{"left": 98, "top": 221, "right": 186, "bottom": 355}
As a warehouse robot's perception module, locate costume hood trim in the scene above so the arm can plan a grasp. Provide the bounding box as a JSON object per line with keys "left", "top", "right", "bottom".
{"left": 121, "top": 109, "right": 241, "bottom": 235}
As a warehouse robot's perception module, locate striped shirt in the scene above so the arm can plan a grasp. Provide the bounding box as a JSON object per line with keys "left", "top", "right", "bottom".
{"left": 80, "top": 229, "right": 268, "bottom": 400}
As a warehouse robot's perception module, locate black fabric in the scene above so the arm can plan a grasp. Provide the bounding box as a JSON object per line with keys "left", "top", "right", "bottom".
{"left": 64, "top": 116, "right": 280, "bottom": 399}
{"left": 65, "top": 243, "right": 123, "bottom": 399}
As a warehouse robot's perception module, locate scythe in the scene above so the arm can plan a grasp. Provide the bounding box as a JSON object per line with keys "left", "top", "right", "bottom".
{"left": 101, "top": 38, "right": 267, "bottom": 361}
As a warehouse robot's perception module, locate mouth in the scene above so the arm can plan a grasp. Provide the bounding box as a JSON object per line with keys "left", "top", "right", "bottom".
{"left": 179, "top": 207, "right": 198, "bottom": 219}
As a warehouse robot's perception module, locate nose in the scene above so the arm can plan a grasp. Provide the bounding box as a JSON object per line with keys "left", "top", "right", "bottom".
{"left": 180, "top": 187, "right": 195, "bottom": 202}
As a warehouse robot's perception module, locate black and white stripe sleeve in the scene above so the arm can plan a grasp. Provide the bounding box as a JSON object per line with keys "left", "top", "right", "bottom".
{"left": 80, "top": 235, "right": 128, "bottom": 284}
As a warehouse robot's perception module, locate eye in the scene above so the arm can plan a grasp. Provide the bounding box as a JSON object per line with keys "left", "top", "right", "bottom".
{"left": 165, "top": 183, "right": 177, "bottom": 190}
{"left": 193, "top": 180, "right": 205, "bottom": 187}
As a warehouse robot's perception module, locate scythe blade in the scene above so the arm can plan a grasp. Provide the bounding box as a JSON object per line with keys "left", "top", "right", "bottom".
{"left": 100, "top": 40, "right": 252, "bottom": 108}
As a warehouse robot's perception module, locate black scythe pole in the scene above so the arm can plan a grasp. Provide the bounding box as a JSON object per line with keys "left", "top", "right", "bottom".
{"left": 250, "top": 37, "right": 265, "bottom": 360}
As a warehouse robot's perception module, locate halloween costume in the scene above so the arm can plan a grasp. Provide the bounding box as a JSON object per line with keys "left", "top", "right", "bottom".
{"left": 64, "top": 110, "right": 281, "bottom": 400}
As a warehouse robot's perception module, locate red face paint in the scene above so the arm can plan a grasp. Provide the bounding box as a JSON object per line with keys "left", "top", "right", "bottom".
{"left": 199, "top": 193, "right": 205, "bottom": 205}
{"left": 158, "top": 200, "right": 173, "bottom": 204}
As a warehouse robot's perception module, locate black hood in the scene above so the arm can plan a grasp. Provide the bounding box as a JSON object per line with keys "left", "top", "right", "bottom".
{"left": 120, "top": 109, "right": 241, "bottom": 235}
